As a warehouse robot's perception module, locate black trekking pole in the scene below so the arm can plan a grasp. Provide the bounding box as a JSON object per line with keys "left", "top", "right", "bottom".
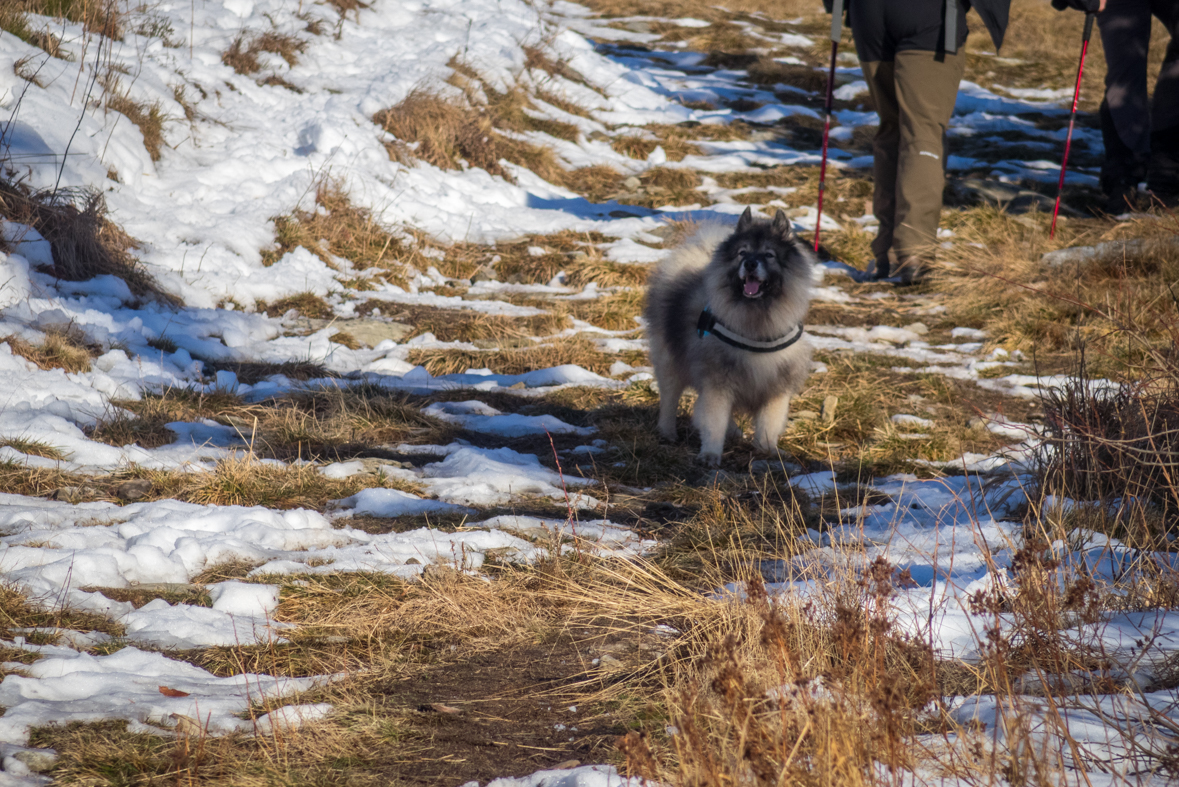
{"left": 814, "top": 0, "right": 843, "bottom": 254}
{"left": 1050, "top": 11, "right": 1096, "bottom": 239}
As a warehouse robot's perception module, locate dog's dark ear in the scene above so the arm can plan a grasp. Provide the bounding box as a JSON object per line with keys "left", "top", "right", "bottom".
{"left": 736, "top": 206, "right": 754, "bottom": 233}
{"left": 772, "top": 209, "right": 794, "bottom": 239}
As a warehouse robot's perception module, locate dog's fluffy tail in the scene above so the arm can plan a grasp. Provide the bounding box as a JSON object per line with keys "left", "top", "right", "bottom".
{"left": 650, "top": 223, "right": 730, "bottom": 283}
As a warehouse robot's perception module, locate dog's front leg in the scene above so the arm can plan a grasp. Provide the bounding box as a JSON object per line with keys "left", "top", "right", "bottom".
{"left": 693, "top": 389, "right": 734, "bottom": 466}
{"left": 753, "top": 392, "right": 791, "bottom": 454}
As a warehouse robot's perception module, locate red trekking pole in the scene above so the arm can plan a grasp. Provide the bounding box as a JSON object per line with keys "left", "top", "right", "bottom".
{"left": 1050, "top": 11, "right": 1096, "bottom": 239}
{"left": 814, "top": 0, "right": 843, "bottom": 253}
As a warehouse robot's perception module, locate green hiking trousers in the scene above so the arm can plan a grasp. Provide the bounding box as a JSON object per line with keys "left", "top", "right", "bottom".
{"left": 862, "top": 50, "right": 965, "bottom": 272}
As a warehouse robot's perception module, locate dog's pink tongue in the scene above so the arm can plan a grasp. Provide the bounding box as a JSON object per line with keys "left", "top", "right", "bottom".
{"left": 744, "top": 278, "right": 761, "bottom": 297}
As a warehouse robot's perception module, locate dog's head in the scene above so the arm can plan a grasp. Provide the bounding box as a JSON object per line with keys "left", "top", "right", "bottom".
{"left": 716, "top": 207, "right": 807, "bottom": 304}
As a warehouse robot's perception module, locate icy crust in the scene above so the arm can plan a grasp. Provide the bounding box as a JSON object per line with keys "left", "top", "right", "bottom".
{"left": 0, "top": 645, "right": 328, "bottom": 747}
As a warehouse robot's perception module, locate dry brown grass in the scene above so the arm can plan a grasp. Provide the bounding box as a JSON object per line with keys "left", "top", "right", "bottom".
{"left": 363, "top": 305, "right": 570, "bottom": 343}
{"left": 222, "top": 30, "right": 308, "bottom": 75}
{"left": 103, "top": 85, "right": 165, "bottom": 161}
{"left": 261, "top": 180, "right": 410, "bottom": 285}
{"left": 0, "top": 181, "right": 173, "bottom": 302}
{"left": 0, "top": 584, "right": 125, "bottom": 639}
{"left": 939, "top": 208, "right": 1179, "bottom": 377}
{"left": 92, "top": 384, "right": 447, "bottom": 462}
{"left": 2, "top": 0, "right": 123, "bottom": 39}
{"left": 2, "top": 328, "right": 93, "bottom": 373}
{"left": 259, "top": 291, "right": 334, "bottom": 319}
{"left": 406, "top": 336, "right": 618, "bottom": 377}
{"left": 375, "top": 74, "right": 624, "bottom": 195}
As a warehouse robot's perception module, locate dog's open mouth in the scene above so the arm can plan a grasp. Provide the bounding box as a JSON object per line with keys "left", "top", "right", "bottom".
{"left": 743, "top": 276, "right": 764, "bottom": 298}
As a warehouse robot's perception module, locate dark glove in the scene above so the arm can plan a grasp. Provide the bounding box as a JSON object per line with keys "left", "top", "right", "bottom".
{"left": 1051, "top": 0, "right": 1100, "bottom": 12}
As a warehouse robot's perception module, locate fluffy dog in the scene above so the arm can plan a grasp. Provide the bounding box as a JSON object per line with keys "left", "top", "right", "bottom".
{"left": 644, "top": 207, "right": 815, "bottom": 466}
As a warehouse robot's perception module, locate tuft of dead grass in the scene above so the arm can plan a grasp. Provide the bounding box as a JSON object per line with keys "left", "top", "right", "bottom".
{"left": 2, "top": 328, "right": 93, "bottom": 373}
{"left": 102, "top": 83, "right": 165, "bottom": 161}
{"left": 0, "top": 181, "right": 174, "bottom": 303}
{"left": 259, "top": 291, "right": 334, "bottom": 319}
{"left": 375, "top": 73, "right": 617, "bottom": 195}
{"left": 260, "top": 180, "right": 411, "bottom": 285}
{"left": 222, "top": 30, "right": 308, "bottom": 75}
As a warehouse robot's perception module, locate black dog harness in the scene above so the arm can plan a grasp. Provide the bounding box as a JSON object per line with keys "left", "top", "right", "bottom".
{"left": 697, "top": 308, "right": 805, "bottom": 354}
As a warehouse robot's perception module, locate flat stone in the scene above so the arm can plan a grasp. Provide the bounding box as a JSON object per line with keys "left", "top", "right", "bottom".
{"left": 792, "top": 410, "right": 818, "bottom": 421}
{"left": 306, "top": 318, "right": 414, "bottom": 348}
{"left": 115, "top": 478, "right": 153, "bottom": 501}
{"left": 12, "top": 749, "right": 58, "bottom": 773}
{"left": 469, "top": 266, "right": 498, "bottom": 284}
{"left": 623, "top": 176, "right": 642, "bottom": 191}
{"left": 821, "top": 395, "right": 839, "bottom": 423}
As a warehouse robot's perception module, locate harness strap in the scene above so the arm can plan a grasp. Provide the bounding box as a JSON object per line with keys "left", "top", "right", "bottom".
{"left": 697, "top": 309, "right": 805, "bottom": 354}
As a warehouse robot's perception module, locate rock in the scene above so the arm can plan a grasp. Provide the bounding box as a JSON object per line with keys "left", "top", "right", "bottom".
{"left": 1042, "top": 236, "right": 1179, "bottom": 268}
{"left": 306, "top": 318, "right": 413, "bottom": 348}
{"left": 821, "top": 395, "right": 838, "bottom": 423}
{"left": 609, "top": 210, "right": 643, "bottom": 219}
{"left": 623, "top": 176, "right": 642, "bottom": 191}
{"left": 553, "top": 760, "right": 581, "bottom": 770}
{"left": 12, "top": 749, "right": 58, "bottom": 773}
{"left": 966, "top": 417, "right": 988, "bottom": 432}
{"left": 598, "top": 654, "right": 625, "bottom": 671}
{"left": 565, "top": 250, "right": 588, "bottom": 260}
{"left": 115, "top": 478, "right": 153, "bottom": 501}
{"left": 507, "top": 273, "right": 526, "bottom": 284}
{"left": 904, "top": 322, "right": 929, "bottom": 335}
{"left": 405, "top": 557, "right": 422, "bottom": 565}
{"left": 792, "top": 410, "right": 818, "bottom": 421}
{"left": 49, "top": 486, "right": 99, "bottom": 503}
{"left": 470, "top": 266, "right": 498, "bottom": 284}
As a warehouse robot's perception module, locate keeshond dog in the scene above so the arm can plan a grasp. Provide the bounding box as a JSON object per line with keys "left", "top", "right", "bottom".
{"left": 645, "top": 207, "right": 814, "bottom": 466}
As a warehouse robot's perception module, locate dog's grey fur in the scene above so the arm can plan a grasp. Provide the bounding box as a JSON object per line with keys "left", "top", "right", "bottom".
{"left": 644, "top": 207, "right": 815, "bottom": 466}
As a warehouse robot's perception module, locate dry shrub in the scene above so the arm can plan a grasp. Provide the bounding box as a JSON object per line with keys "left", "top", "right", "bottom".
{"left": 2, "top": 328, "right": 93, "bottom": 373}
{"left": 0, "top": 181, "right": 173, "bottom": 303}
{"left": 222, "top": 30, "right": 307, "bottom": 75}
{"left": 1039, "top": 364, "right": 1179, "bottom": 546}
{"left": 550, "top": 557, "right": 939, "bottom": 785}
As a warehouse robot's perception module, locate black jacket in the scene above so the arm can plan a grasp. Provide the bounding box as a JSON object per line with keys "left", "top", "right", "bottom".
{"left": 825, "top": 0, "right": 1012, "bottom": 52}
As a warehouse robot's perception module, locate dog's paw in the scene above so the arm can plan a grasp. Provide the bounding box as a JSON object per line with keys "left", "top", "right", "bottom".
{"left": 695, "top": 451, "right": 722, "bottom": 468}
